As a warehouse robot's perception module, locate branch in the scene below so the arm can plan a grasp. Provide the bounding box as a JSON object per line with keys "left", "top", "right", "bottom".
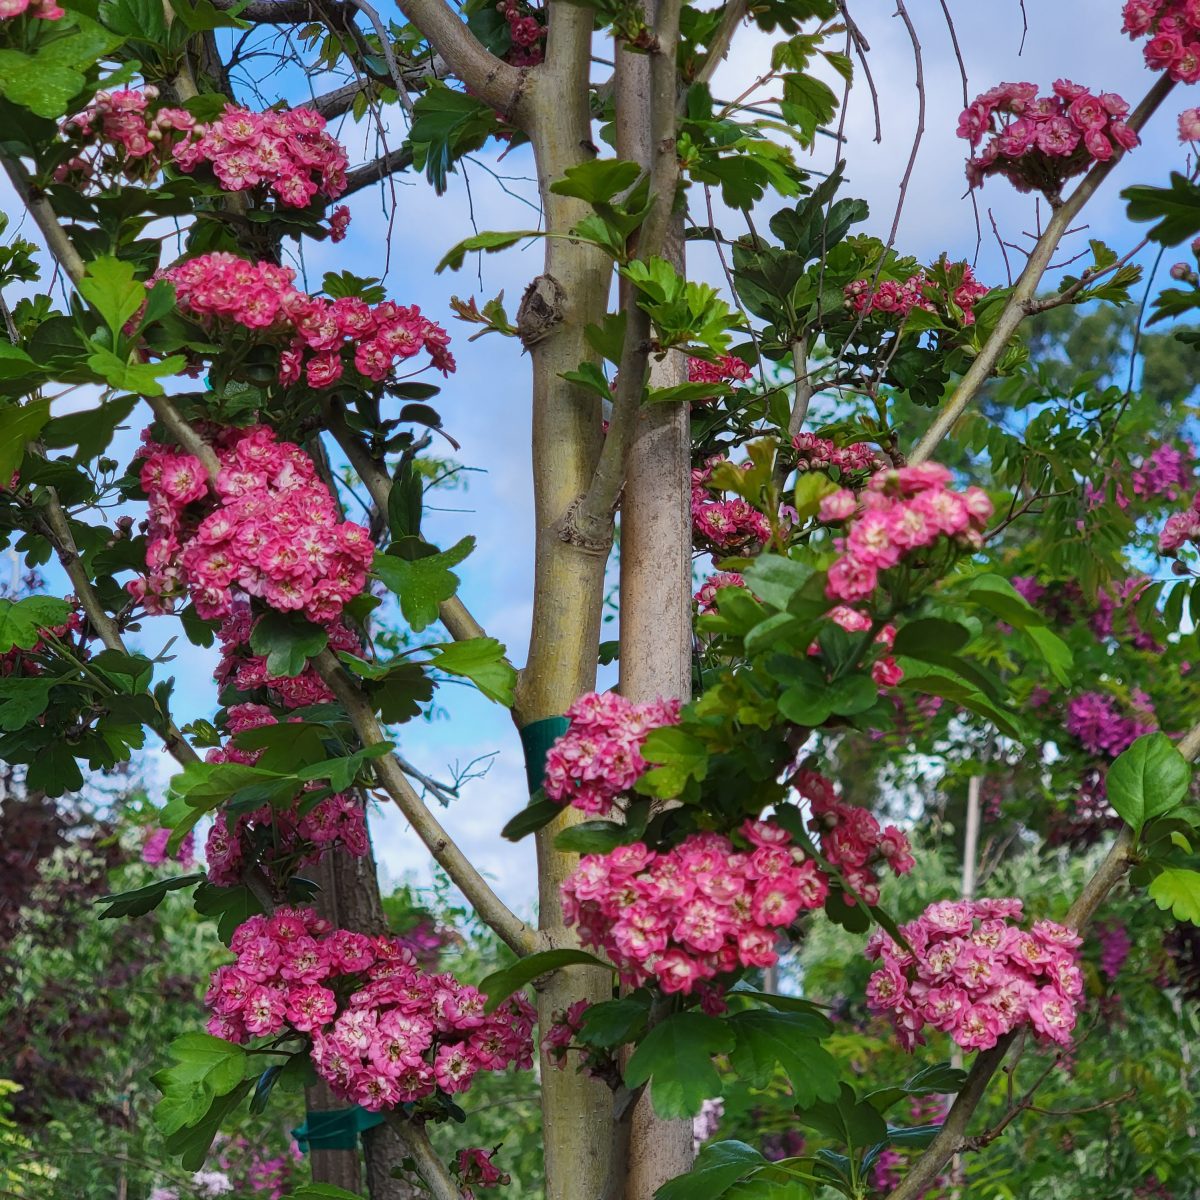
{"left": 393, "top": 0, "right": 524, "bottom": 114}
{"left": 691, "top": 0, "right": 748, "bottom": 90}
{"left": 562, "top": 0, "right": 684, "bottom": 548}
{"left": 37, "top": 493, "right": 200, "bottom": 769}
{"left": 312, "top": 648, "right": 540, "bottom": 956}
{"left": 385, "top": 1118, "right": 460, "bottom": 1200}
{"left": 311, "top": 64, "right": 446, "bottom": 120}
{"left": 910, "top": 72, "right": 1175, "bottom": 464}
{"left": 885, "top": 712, "right": 1200, "bottom": 1200}
{"left": 320, "top": 400, "right": 487, "bottom": 640}
{"left": 2, "top": 150, "right": 222, "bottom": 480}
{"left": 342, "top": 147, "right": 415, "bottom": 195}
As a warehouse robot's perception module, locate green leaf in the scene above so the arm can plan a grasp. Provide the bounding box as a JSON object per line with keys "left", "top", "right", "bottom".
{"left": 634, "top": 725, "right": 709, "bottom": 798}
{"left": 578, "top": 997, "right": 651, "bottom": 1049}
{"left": 727, "top": 1010, "right": 840, "bottom": 1106}
{"left": 865, "top": 1062, "right": 968, "bottom": 1113}
{"left": 554, "top": 818, "right": 636, "bottom": 854}
{"left": 79, "top": 257, "right": 144, "bottom": 337}
{"left": 374, "top": 537, "right": 474, "bottom": 632}
{"left": 792, "top": 472, "right": 839, "bottom": 522}
{"left": 153, "top": 1033, "right": 248, "bottom": 1136}
{"left": 0, "top": 397, "right": 51, "bottom": 482}
{"left": 892, "top": 618, "right": 970, "bottom": 659}
{"left": 284, "top": 1187, "right": 364, "bottom": 1200}
{"left": 478, "top": 948, "right": 612, "bottom": 1013}
{"left": 193, "top": 881, "right": 263, "bottom": 945}
{"left": 550, "top": 159, "right": 642, "bottom": 204}
{"left": 741, "top": 554, "right": 815, "bottom": 612}
{"left": 86, "top": 346, "right": 185, "bottom": 396}
{"left": 249, "top": 611, "right": 329, "bottom": 679}
{"left": 437, "top": 230, "right": 543, "bottom": 273}
{"left": 966, "top": 573, "right": 1048, "bottom": 628}
{"left": 625, "top": 1013, "right": 736, "bottom": 1118}
{"left": 1107, "top": 732, "right": 1192, "bottom": 834}
{"left": 0, "top": 595, "right": 70, "bottom": 651}
{"left": 1022, "top": 624, "right": 1073, "bottom": 687}
{"left": 97, "top": 872, "right": 205, "bottom": 919}
{"left": 656, "top": 1141, "right": 769, "bottom": 1200}
{"left": 1148, "top": 867, "right": 1200, "bottom": 924}
{"left": 796, "top": 1083, "right": 888, "bottom": 1152}
{"left": 428, "top": 637, "right": 516, "bottom": 705}
{"left": 501, "top": 795, "right": 561, "bottom": 842}
{"left": 1124, "top": 173, "right": 1200, "bottom": 246}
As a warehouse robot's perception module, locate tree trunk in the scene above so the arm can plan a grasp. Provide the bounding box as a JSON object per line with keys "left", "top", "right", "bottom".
{"left": 515, "top": 12, "right": 623, "bottom": 1198}
{"left": 615, "top": 19, "right": 695, "bottom": 1189}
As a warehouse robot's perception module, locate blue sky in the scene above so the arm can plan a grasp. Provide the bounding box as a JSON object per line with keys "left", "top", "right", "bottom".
{"left": 3, "top": 1, "right": 1195, "bottom": 914}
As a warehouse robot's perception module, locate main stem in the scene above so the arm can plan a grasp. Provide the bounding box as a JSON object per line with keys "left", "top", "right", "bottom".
{"left": 614, "top": 1, "right": 694, "bottom": 1194}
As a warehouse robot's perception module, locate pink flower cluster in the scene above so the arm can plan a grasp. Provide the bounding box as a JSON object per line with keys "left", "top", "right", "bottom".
{"left": 820, "top": 464, "right": 993, "bottom": 604}
{"left": 203, "top": 702, "right": 368, "bottom": 887}
{"left": 1125, "top": 0, "right": 1200, "bottom": 81}
{"left": 1097, "top": 921, "right": 1132, "bottom": 980}
{"left": 866, "top": 898, "right": 1084, "bottom": 1052}
{"left": 562, "top": 797, "right": 912, "bottom": 993}
{"left": 796, "top": 769, "right": 915, "bottom": 904}
{"left": 541, "top": 998, "right": 589, "bottom": 1069}
{"left": 498, "top": 0, "right": 545, "bottom": 66}
{"left": 792, "top": 432, "right": 882, "bottom": 477}
{"left": 688, "top": 355, "right": 752, "bottom": 385}
{"left": 1159, "top": 487, "right": 1200, "bottom": 554}
{"left": 543, "top": 690, "right": 682, "bottom": 816}
{"left": 455, "top": 1147, "right": 510, "bottom": 1197}
{"left": 563, "top": 827, "right": 827, "bottom": 993}
{"left": 844, "top": 263, "right": 988, "bottom": 325}
{"left": 205, "top": 907, "right": 535, "bottom": 1112}
{"left": 1064, "top": 692, "right": 1155, "bottom": 758}
{"left": 141, "top": 826, "right": 195, "bottom": 867}
{"left": 130, "top": 424, "right": 372, "bottom": 623}
{"left": 0, "top": 0, "right": 62, "bottom": 20}
{"left": 694, "top": 571, "right": 746, "bottom": 613}
{"left": 958, "top": 81, "right": 1137, "bottom": 194}
{"left": 692, "top": 455, "right": 771, "bottom": 552}
{"left": 172, "top": 104, "right": 348, "bottom": 207}
{"left": 57, "top": 88, "right": 196, "bottom": 183}
{"left": 166, "top": 253, "right": 454, "bottom": 384}
{"left": 1133, "top": 443, "right": 1193, "bottom": 500}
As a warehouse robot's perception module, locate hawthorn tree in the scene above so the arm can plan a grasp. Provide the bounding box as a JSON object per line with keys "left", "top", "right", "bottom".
{"left": 3, "top": 0, "right": 1200, "bottom": 1197}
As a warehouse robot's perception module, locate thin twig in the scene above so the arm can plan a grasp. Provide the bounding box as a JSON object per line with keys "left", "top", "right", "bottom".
{"left": 910, "top": 73, "right": 1175, "bottom": 464}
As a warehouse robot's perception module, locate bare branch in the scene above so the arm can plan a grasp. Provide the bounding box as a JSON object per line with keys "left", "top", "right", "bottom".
{"left": 342, "top": 147, "right": 416, "bottom": 195}
{"left": 312, "top": 648, "right": 541, "bottom": 956}
{"left": 384, "top": 1118, "right": 460, "bottom": 1200}
{"left": 395, "top": 0, "right": 525, "bottom": 114}
{"left": 910, "top": 73, "right": 1175, "bottom": 464}
{"left": 319, "top": 400, "right": 488, "bottom": 641}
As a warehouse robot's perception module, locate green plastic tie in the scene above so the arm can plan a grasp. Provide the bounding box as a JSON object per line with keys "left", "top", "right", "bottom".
{"left": 518, "top": 715, "right": 570, "bottom": 794}
{"left": 291, "top": 1106, "right": 384, "bottom": 1152}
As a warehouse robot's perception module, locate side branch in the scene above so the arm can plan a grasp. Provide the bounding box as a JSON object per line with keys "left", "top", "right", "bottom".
{"left": 38, "top": 492, "right": 200, "bottom": 769}
{"left": 394, "top": 0, "right": 524, "bottom": 114}
{"left": 885, "top": 713, "right": 1200, "bottom": 1200}
{"left": 320, "top": 402, "right": 486, "bottom": 641}
{"left": 910, "top": 73, "right": 1175, "bottom": 465}
{"left": 313, "top": 649, "right": 541, "bottom": 956}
